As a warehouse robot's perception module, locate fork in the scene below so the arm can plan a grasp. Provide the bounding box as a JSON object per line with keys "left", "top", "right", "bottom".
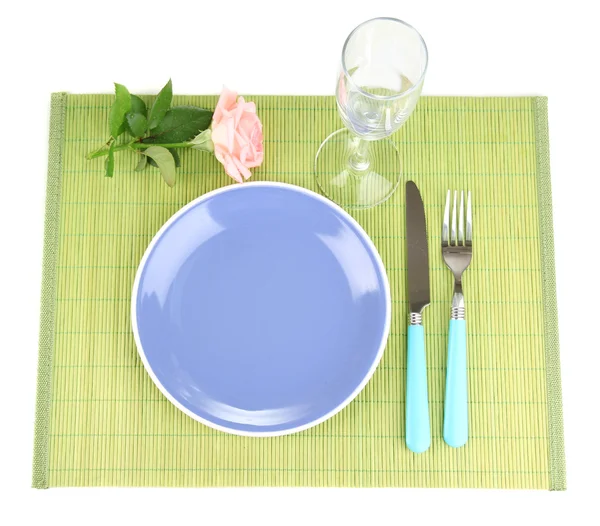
{"left": 442, "top": 190, "right": 472, "bottom": 448}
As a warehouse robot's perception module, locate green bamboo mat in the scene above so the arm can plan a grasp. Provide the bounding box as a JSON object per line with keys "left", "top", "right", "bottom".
{"left": 32, "top": 93, "right": 565, "bottom": 489}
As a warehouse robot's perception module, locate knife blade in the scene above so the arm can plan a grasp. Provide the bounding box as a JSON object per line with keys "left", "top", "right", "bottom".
{"left": 405, "top": 180, "right": 431, "bottom": 454}
{"left": 406, "top": 181, "right": 430, "bottom": 313}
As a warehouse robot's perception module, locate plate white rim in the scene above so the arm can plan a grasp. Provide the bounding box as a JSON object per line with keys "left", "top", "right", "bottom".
{"left": 131, "top": 181, "right": 392, "bottom": 437}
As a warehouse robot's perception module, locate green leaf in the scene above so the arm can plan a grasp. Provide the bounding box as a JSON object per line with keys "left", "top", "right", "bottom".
{"left": 135, "top": 154, "right": 147, "bottom": 171}
{"left": 126, "top": 113, "right": 148, "bottom": 137}
{"left": 171, "top": 148, "right": 181, "bottom": 167}
{"left": 142, "top": 106, "right": 213, "bottom": 144}
{"left": 148, "top": 79, "right": 173, "bottom": 130}
{"left": 147, "top": 148, "right": 180, "bottom": 168}
{"left": 105, "top": 143, "right": 115, "bottom": 177}
{"left": 126, "top": 95, "right": 149, "bottom": 137}
{"left": 144, "top": 146, "right": 177, "bottom": 187}
{"left": 116, "top": 121, "right": 128, "bottom": 136}
{"left": 130, "top": 94, "right": 147, "bottom": 116}
{"left": 109, "top": 83, "right": 132, "bottom": 138}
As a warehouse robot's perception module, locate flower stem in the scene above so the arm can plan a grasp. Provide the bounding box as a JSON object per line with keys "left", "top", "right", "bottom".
{"left": 86, "top": 141, "right": 193, "bottom": 160}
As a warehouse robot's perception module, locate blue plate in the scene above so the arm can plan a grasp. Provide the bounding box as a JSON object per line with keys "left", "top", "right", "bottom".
{"left": 132, "top": 183, "right": 391, "bottom": 436}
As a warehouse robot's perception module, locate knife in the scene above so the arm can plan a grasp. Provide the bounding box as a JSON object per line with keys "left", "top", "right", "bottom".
{"left": 405, "top": 181, "right": 431, "bottom": 453}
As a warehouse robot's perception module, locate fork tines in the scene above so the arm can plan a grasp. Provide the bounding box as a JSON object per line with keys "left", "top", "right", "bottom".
{"left": 443, "top": 190, "right": 472, "bottom": 248}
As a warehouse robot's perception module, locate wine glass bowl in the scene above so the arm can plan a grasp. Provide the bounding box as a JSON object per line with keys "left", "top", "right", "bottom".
{"left": 315, "top": 18, "right": 428, "bottom": 208}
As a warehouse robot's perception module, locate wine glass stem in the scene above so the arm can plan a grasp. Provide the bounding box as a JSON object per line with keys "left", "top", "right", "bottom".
{"left": 348, "top": 137, "right": 371, "bottom": 173}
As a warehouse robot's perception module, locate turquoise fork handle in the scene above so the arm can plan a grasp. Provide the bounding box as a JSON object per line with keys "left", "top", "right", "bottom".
{"left": 443, "top": 319, "right": 468, "bottom": 447}
{"left": 406, "top": 323, "right": 430, "bottom": 453}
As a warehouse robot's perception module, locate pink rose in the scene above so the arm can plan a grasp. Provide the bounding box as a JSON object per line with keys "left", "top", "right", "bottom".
{"left": 211, "top": 87, "right": 264, "bottom": 183}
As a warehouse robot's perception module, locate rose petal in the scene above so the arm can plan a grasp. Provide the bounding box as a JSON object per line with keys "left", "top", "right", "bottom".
{"left": 236, "top": 125, "right": 250, "bottom": 144}
{"left": 222, "top": 154, "right": 243, "bottom": 183}
{"left": 214, "top": 147, "right": 225, "bottom": 164}
{"left": 234, "top": 129, "right": 248, "bottom": 146}
{"left": 245, "top": 150, "right": 264, "bottom": 168}
{"left": 234, "top": 102, "right": 244, "bottom": 127}
{"left": 211, "top": 123, "right": 229, "bottom": 150}
{"left": 243, "top": 101, "right": 256, "bottom": 114}
{"left": 226, "top": 117, "right": 236, "bottom": 154}
{"left": 250, "top": 126, "right": 263, "bottom": 147}
{"left": 238, "top": 112, "right": 259, "bottom": 135}
{"left": 232, "top": 156, "right": 252, "bottom": 180}
{"left": 239, "top": 144, "right": 250, "bottom": 164}
{"left": 213, "top": 87, "right": 238, "bottom": 122}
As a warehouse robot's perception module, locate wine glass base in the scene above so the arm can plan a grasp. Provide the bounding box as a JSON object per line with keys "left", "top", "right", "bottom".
{"left": 314, "top": 129, "right": 401, "bottom": 209}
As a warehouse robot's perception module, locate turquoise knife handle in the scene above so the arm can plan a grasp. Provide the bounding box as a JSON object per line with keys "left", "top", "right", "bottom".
{"left": 406, "top": 322, "right": 431, "bottom": 453}
{"left": 443, "top": 319, "right": 468, "bottom": 448}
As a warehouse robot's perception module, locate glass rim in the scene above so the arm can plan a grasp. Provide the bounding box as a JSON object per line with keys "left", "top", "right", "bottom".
{"left": 341, "top": 17, "right": 429, "bottom": 101}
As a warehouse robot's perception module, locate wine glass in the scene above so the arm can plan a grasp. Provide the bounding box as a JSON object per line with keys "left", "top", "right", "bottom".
{"left": 315, "top": 18, "right": 428, "bottom": 208}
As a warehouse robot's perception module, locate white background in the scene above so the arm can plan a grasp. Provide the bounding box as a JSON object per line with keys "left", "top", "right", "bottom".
{"left": 1, "top": 0, "right": 599, "bottom": 524}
